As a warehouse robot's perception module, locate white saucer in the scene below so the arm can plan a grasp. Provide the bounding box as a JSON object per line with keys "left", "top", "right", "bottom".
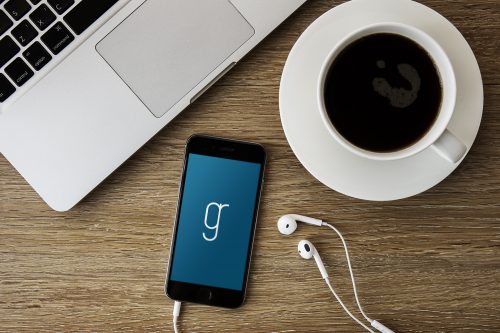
{"left": 279, "top": 0, "right": 483, "bottom": 201}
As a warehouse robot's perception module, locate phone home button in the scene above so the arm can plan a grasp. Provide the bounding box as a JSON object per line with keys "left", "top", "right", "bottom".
{"left": 197, "top": 287, "right": 213, "bottom": 302}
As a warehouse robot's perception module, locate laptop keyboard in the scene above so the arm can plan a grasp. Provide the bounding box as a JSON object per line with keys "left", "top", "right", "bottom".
{"left": 0, "top": 0, "right": 119, "bottom": 103}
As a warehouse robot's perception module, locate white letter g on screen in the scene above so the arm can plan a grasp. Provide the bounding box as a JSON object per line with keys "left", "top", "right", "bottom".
{"left": 203, "top": 202, "right": 230, "bottom": 242}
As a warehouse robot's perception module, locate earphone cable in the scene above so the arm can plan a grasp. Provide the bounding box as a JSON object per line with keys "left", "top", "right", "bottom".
{"left": 323, "top": 222, "right": 373, "bottom": 324}
{"left": 173, "top": 301, "right": 182, "bottom": 333}
{"left": 173, "top": 317, "right": 179, "bottom": 333}
{"left": 324, "top": 278, "right": 376, "bottom": 333}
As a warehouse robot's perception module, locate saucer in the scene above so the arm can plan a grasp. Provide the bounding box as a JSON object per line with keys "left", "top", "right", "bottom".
{"left": 279, "top": 0, "right": 483, "bottom": 201}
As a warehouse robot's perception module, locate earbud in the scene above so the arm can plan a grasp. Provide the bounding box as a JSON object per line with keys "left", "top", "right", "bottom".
{"left": 277, "top": 214, "right": 323, "bottom": 235}
{"left": 298, "top": 240, "right": 328, "bottom": 280}
{"left": 280, "top": 215, "right": 396, "bottom": 333}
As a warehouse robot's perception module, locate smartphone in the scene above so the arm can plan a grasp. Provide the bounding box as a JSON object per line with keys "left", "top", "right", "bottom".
{"left": 165, "top": 135, "right": 266, "bottom": 308}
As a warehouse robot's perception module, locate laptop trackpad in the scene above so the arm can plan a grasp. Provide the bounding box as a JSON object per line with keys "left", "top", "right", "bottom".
{"left": 96, "top": 0, "right": 254, "bottom": 118}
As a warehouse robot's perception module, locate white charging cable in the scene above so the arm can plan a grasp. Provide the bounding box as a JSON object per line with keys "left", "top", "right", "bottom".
{"left": 173, "top": 301, "right": 182, "bottom": 333}
{"left": 323, "top": 222, "right": 395, "bottom": 333}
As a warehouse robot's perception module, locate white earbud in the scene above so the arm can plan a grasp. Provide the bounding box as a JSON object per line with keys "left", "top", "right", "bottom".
{"left": 297, "top": 240, "right": 329, "bottom": 280}
{"left": 277, "top": 214, "right": 323, "bottom": 235}
{"left": 279, "top": 214, "right": 396, "bottom": 333}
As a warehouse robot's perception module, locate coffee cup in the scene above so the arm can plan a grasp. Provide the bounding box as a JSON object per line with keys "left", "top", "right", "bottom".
{"left": 317, "top": 22, "right": 466, "bottom": 163}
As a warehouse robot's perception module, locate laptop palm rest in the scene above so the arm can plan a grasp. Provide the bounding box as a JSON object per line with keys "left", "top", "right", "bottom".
{"left": 96, "top": 0, "right": 254, "bottom": 118}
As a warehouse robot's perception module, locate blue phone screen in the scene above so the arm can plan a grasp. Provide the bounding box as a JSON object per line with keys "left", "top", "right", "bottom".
{"left": 169, "top": 153, "right": 262, "bottom": 291}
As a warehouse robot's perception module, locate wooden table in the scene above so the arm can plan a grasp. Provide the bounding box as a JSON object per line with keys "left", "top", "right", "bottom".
{"left": 1, "top": 1, "right": 499, "bottom": 332}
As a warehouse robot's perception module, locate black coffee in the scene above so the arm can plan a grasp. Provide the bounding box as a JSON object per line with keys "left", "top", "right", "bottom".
{"left": 324, "top": 33, "right": 442, "bottom": 152}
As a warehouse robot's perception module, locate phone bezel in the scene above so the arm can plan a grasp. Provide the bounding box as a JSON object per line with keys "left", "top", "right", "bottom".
{"left": 165, "top": 135, "right": 266, "bottom": 308}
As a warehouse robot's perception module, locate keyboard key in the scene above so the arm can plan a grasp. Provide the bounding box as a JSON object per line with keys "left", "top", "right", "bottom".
{"left": 5, "top": 57, "right": 33, "bottom": 86}
{"left": 48, "top": 0, "right": 74, "bottom": 15}
{"left": 0, "top": 73, "right": 16, "bottom": 102}
{"left": 4, "top": 0, "right": 31, "bottom": 21}
{"left": 23, "top": 41, "right": 51, "bottom": 70}
{"left": 29, "top": 4, "right": 56, "bottom": 31}
{"left": 11, "top": 19, "right": 38, "bottom": 46}
{"left": 0, "top": 35, "right": 20, "bottom": 68}
{"left": 41, "top": 21, "right": 73, "bottom": 54}
{"left": 0, "top": 10, "right": 14, "bottom": 35}
{"left": 28, "top": 0, "right": 41, "bottom": 4}
{"left": 64, "top": 0, "right": 118, "bottom": 35}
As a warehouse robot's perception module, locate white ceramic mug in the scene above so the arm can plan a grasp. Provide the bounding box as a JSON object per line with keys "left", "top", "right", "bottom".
{"left": 318, "top": 22, "right": 467, "bottom": 163}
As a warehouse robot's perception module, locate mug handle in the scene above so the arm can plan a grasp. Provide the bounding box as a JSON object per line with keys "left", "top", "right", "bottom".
{"left": 431, "top": 129, "right": 467, "bottom": 163}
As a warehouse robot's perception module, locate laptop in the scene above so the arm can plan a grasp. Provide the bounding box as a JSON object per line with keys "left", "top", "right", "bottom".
{"left": 0, "top": 0, "right": 306, "bottom": 211}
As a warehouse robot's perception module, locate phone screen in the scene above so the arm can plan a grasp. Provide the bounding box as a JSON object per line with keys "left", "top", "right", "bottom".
{"left": 169, "top": 153, "right": 262, "bottom": 291}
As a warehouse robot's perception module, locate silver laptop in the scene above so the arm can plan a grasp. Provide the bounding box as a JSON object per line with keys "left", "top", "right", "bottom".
{"left": 0, "top": 0, "right": 306, "bottom": 211}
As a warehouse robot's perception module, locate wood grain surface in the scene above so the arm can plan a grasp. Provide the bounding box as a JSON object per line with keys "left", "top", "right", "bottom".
{"left": 1, "top": 1, "right": 499, "bottom": 332}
